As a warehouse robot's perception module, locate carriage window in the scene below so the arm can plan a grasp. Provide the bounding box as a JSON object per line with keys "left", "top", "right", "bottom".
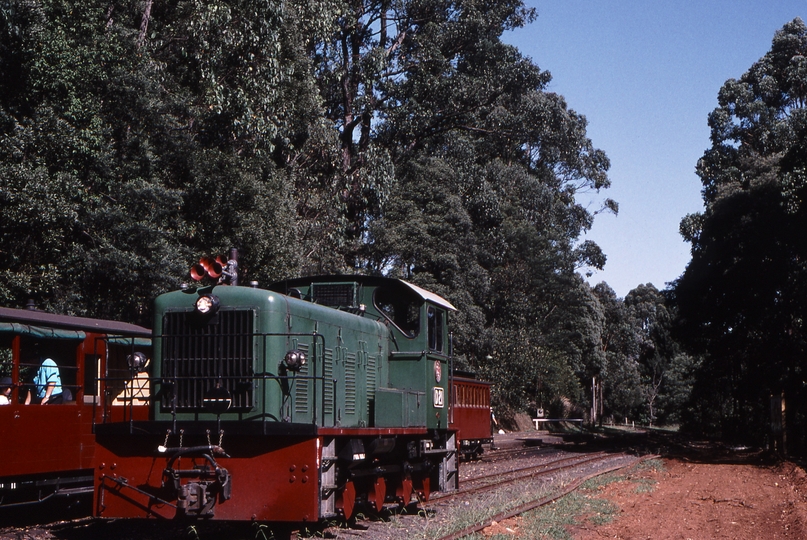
{"left": 84, "top": 353, "right": 100, "bottom": 398}
{"left": 0, "top": 344, "right": 10, "bottom": 378}
{"left": 0, "top": 343, "right": 11, "bottom": 405}
{"left": 107, "top": 342, "right": 151, "bottom": 405}
{"left": 428, "top": 307, "right": 444, "bottom": 352}
{"left": 19, "top": 338, "right": 79, "bottom": 404}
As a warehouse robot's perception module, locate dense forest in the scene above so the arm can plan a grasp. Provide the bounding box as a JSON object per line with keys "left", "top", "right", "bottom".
{"left": 1, "top": 2, "right": 806, "bottom": 452}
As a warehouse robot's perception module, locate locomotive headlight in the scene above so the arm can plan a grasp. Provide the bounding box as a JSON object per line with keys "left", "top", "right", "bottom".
{"left": 195, "top": 294, "right": 220, "bottom": 315}
{"left": 283, "top": 350, "right": 307, "bottom": 372}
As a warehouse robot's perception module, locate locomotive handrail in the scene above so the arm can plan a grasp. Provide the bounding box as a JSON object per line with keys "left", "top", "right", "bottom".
{"left": 138, "top": 330, "right": 332, "bottom": 428}
{"left": 389, "top": 350, "right": 452, "bottom": 360}
{"left": 103, "top": 330, "right": 335, "bottom": 428}
{"left": 139, "top": 372, "right": 335, "bottom": 426}
{"left": 255, "top": 331, "right": 329, "bottom": 427}
{"left": 389, "top": 350, "right": 429, "bottom": 358}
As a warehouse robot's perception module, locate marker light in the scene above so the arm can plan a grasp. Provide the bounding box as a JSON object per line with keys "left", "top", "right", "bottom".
{"left": 126, "top": 352, "right": 149, "bottom": 372}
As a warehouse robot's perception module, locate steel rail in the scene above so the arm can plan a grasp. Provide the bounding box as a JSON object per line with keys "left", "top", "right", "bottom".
{"left": 439, "top": 451, "right": 611, "bottom": 501}
{"left": 437, "top": 454, "right": 660, "bottom": 540}
{"left": 464, "top": 450, "right": 607, "bottom": 484}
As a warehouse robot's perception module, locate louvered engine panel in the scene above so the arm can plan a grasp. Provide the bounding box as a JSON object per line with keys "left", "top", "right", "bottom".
{"left": 294, "top": 343, "right": 310, "bottom": 415}
{"left": 345, "top": 351, "right": 356, "bottom": 415}
{"left": 323, "top": 348, "right": 334, "bottom": 416}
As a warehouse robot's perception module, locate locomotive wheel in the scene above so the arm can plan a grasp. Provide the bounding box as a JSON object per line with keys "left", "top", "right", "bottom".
{"left": 367, "top": 477, "right": 387, "bottom": 512}
{"left": 396, "top": 477, "right": 413, "bottom": 505}
{"left": 416, "top": 476, "right": 431, "bottom": 502}
{"left": 338, "top": 480, "right": 357, "bottom": 520}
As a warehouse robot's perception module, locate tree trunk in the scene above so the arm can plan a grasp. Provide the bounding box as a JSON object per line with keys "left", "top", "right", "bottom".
{"left": 138, "top": 0, "right": 153, "bottom": 48}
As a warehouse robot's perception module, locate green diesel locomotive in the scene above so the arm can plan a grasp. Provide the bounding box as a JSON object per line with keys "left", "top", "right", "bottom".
{"left": 94, "top": 261, "right": 459, "bottom": 524}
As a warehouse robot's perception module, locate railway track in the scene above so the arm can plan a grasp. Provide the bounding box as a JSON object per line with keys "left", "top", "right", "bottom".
{"left": 445, "top": 451, "right": 611, "bottom": 498}
{"left": 340, "top": 440, "right": 647, "bottom": 540}
{"left": 467, "top": 444, "right": 551, "bottom": 463}
{"left": 435, "top": 455, "right": 652, "bottom": 540}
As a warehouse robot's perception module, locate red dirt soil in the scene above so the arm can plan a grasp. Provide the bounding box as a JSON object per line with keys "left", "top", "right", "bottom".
{"left": 571, "top": 457, "right": 807, "bottom": 539}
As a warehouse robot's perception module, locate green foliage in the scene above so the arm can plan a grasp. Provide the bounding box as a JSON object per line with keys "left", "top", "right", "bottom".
{"left": 593, "top": 282, "right": 693, "bottom": 425}
{"left": 674, "top": 18, "right": 807, "bottom": 450}
{"left": 0, "top": 0, "right": 620, "bottom": 419}
{"left": 0, "top": 0, "right": 328, "bottom": 321}
{"left": 0, "top": 347, "right": 11, "bottom": 377}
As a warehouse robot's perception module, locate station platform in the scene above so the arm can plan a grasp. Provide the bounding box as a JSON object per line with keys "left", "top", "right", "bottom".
{"left": 490, "top": 430, "right": 566, "bottom": 450}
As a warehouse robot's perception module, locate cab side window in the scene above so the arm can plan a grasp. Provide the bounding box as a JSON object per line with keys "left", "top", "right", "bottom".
{"left": 374, "top": 288, "right": 421, "bottom": 338}
{"left": 427, "top": 306, "right": 444, "bottom": 352}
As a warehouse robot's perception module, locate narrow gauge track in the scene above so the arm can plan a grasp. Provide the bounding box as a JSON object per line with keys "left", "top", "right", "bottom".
{"left": 346, "top": 447, "right": 643, "bottom": 540}
{"left": 2, "top": 449, "right": 644, "bottom": 540}
{"left": 465, "top": 444, "right": 555, "bottom": 465}
{"left": 436, "top": 454, "right": 657, "bottom": 540}
{"left": 442, "top": 451, "right": 611, "bottom": 501}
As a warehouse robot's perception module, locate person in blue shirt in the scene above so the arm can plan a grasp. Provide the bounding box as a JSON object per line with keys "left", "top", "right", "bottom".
{"left": 25, "top": 357, "right": 63, "bottom": 405}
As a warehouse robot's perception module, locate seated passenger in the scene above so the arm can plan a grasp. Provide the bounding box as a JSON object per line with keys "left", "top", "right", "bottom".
{"left": 25, "top": 357, "right": 63, "bottom": 405}
{"left": 0, "top": 376, "right": 11, "bottom": 405}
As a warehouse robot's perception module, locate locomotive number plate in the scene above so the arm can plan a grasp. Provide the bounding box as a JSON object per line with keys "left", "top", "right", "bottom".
{"left": 433, "top": 387, "right": 444, "bottom": 408}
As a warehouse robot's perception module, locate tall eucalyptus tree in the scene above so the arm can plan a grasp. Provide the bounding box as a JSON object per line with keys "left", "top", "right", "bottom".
{"left": 675, "top": 18, "right": 807, "bottom": 450}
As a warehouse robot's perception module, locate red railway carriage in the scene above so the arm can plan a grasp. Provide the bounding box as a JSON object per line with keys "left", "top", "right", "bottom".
{"left": 450, "top": 374, "right": 493, "bottom": 459}
{"left": 0, "top": 306, "right": 150, "bottom": 510}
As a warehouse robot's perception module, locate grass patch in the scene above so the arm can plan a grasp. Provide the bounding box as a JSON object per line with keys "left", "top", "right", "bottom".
{"left": 515, "top": 458, "right": 665, "bottom": 539}
{"left": 521, "top": 492, "right": 619, "bottom": 539}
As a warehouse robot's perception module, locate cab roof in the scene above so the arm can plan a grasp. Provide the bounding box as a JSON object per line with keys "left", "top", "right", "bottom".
{"left": 269, "top": 275, "right": 457, "bottom": 312}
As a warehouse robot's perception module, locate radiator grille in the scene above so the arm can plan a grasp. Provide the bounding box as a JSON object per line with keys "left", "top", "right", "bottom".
{"left": 160, "top": 309, "right": 254, "bottom": 412}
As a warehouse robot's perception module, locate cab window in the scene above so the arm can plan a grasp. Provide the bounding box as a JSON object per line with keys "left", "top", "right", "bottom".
{"left": 374, "top": 287, "right": 421, "bottom": 338}
{"left": 428, "top": 306, "right": 444, "bottom": 352}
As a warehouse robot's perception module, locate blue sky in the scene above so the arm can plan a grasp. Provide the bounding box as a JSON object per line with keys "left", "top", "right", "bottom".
{"left": 505, "top": 1, "right": 806, "bottom": 297}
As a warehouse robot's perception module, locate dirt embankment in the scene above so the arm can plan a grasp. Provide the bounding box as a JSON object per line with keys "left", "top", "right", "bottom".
{"left": 571, "top": 452, "right": 807, "bottom": 539}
